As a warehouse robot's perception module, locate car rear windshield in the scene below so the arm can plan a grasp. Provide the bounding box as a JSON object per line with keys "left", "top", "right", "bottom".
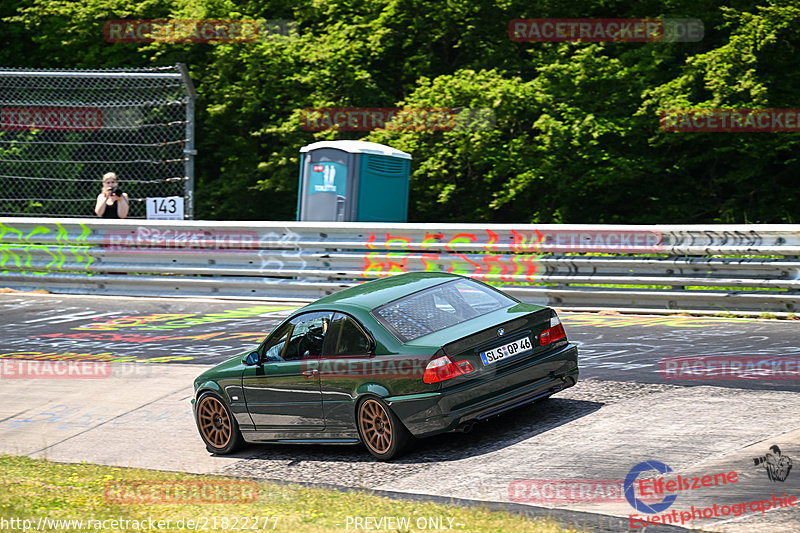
{"left": 372, "top": 279, "right": 515, "bottom": 342}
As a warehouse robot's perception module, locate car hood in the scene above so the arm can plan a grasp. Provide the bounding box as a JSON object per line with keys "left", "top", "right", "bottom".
{"left": 194, "top": 350, "right": 250, "bottom": 383}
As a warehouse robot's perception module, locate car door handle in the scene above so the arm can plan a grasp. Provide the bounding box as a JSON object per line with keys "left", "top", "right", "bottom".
{"left": 301, "top": 369, "right": 319, "bottom": 378}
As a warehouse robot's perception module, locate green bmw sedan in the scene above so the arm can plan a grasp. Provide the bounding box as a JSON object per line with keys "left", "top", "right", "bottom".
{"left": 193, "top": 272, "right": 579, "bottom": 460}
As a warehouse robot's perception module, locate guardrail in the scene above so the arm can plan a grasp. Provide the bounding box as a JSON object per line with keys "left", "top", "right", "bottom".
{"left": 2, "top": 217, "right": 799, "bottom": 315}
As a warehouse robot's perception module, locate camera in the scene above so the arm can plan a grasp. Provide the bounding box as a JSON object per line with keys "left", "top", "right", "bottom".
{"left": 111, "top": 186, "right": 123, "bottom": 197}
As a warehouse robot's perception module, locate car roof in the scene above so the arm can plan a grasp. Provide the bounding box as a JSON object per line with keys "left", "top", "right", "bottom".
{"left": 301, "top": 272, "right": 464, "bottom": 313}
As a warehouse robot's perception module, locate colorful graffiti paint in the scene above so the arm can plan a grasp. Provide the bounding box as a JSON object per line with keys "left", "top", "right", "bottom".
{"left": 0, "top": 221, "right": 93, "bottom": 273}
{"left": 361, "top": 251, "right": 539, "bottom": 283}
{"left": 359, "top": 228, "right": 662, "bottom": 280}
{"left": 0, "top": 304, "right": 295, "bottom": 366}
{"left": 35, "top": 331, "right": 271, "bottom": 345}
{"left": 363, "top": 229, "right": 662, "bottom": 253}
{"left": 0, "top": 351, "right": 194, "bottom": 363}
{"left": 361, "top": 230, "right": 540, "bottom": 281}
{"left": 71, "top": 306, "right": 294, "bottom": 331}
{"left": 560, "top": 314, "right": 748, "bottom": 329}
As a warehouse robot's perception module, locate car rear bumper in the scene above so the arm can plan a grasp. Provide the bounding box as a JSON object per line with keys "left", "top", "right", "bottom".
{"left": 387, "top": 342, "right": 578, "bottom": 438}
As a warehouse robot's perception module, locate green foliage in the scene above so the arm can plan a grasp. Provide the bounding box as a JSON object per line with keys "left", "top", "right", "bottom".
{"left": 2, "top": 0, "right": 798, "bottom": 222}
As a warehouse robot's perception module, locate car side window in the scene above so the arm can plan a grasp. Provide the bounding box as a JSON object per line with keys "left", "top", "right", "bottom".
{"left": 276, "top": 312, "right": 332, "bottom": 362}
{"left": 263, "top": 322, "right": 291, "bottom": 362}
{"left": 323, "top": 313, "right": 372, "bottom": 356}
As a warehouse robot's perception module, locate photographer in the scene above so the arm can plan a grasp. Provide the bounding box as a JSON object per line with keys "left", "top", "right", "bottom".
{"left": 94, "top": 172, "right": 129, "bottom": 218}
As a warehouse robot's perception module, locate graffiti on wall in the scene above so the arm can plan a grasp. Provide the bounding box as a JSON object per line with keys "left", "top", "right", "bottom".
{"left": 362, "top": 229, "right": 662, "bottom": 253}
{"left": 360, "top": 229, "right": 663, "bottom": 279}
{"left": 103, "top": 226, "right": 309, "bottom": 275}
{"left": 666, "top": 229, "right": 766, "bottom": 249}
{"left": 257, "top": 228, "right": 307, "bottom": 275}
{"left": 0, "top": 222, "right": 93, "bottom": 273}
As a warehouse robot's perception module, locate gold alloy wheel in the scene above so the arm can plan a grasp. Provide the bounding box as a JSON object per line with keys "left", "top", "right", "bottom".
{"left": 359, "top": 398, "right": 393, "bottom": 454}
{"left": 197, "top": 395, "right": 232, "bottom": 448}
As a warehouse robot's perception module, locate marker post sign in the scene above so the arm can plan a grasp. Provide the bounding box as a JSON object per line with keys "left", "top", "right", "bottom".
{"left": 146, "top": 197, "right": 184, "bottom": 220}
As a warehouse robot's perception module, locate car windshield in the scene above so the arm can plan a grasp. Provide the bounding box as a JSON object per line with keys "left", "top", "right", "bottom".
{"left": 372, "top": 279, "right": 515, "bottom": 342}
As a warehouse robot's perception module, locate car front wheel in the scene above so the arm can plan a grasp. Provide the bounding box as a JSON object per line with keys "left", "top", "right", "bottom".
{"left": 195, "top": 392, "right": 244, "bottom": 454}
{"left": 357, "top": 397, "right": 411, "bottom": 461}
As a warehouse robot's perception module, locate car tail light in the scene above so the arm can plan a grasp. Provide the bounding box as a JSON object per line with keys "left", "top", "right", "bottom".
{"left": 540, "top": 316, "right": 567, "bottom": 346}
{"left": 423, "top": 355, "right": 475, "bottom": 384}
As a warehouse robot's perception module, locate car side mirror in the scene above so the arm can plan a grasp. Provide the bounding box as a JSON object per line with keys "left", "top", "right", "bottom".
{"left": 242, "top": 351, "right": 260, "bottom": 366}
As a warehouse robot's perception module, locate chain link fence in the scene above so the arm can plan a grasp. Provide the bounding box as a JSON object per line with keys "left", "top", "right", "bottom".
{"left": 0, "top": 64, "right": 195, "bottom": 218}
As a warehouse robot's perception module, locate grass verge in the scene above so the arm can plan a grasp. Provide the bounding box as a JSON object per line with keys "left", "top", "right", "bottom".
{"left": 0, "top": 455, "right": 583, "bottom": 533}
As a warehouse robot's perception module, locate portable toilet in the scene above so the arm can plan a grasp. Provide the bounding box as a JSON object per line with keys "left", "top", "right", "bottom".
{"left": 297, "top": 140, "right": 411, "bottom": 222}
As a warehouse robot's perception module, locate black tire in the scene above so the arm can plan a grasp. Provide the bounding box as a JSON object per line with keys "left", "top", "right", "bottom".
{"left": 356, "top": 397, "right": 411, "bottom": 461}
{"left": 195, "top": 392, "right": 244, "bottom": 454}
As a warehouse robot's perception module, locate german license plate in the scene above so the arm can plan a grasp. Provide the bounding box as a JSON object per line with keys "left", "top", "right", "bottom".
{"left": 480, "top": 336, "right": 533, "bottom": 365}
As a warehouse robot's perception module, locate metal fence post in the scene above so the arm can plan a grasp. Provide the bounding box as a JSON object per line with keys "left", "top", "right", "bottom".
{"left": 178, "top": 63, "right": 196, "bottom": 220}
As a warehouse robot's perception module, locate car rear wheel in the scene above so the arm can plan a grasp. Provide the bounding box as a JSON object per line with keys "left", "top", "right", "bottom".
{"left": 196, "top": 392, "right": 243, "bottom": 454}
{"left": 357, "top": 397, "right": 411, "bottom": 461}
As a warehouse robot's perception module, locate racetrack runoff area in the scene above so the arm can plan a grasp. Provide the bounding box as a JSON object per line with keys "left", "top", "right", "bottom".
{"left": 0, "top": 292, "right": 798, "bottom": 532}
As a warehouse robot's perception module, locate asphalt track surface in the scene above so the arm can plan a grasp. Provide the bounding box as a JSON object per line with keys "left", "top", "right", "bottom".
{"left": 1, "top": 292, "right": 799, "bottom": 532}
{"left": 1, "top": 292, "right": 799, "bottom": 391}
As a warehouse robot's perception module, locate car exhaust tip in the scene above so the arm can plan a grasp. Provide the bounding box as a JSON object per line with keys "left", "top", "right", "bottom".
{"left": 457, "top": 421, "right": 477, "bottom": 433}
{"left": 560, "top": 376, "right": 576, "bottom": 389}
